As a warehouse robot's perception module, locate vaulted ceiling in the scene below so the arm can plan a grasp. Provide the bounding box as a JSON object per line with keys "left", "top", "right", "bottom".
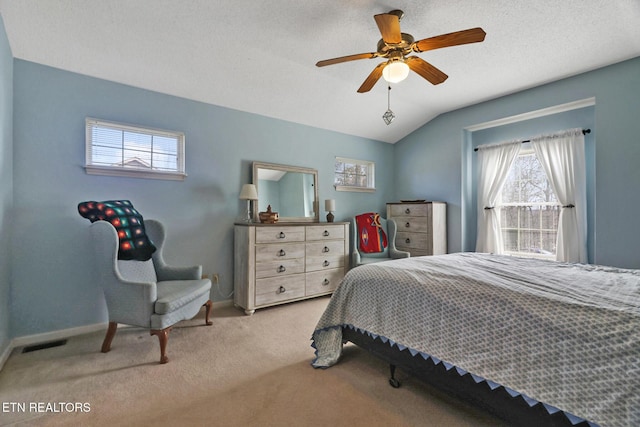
{"left": 1, "top": 0, "right": 639, "bottom": 143}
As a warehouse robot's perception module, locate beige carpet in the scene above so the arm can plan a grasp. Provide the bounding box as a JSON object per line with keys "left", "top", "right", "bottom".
{"left": 0, "top": 297, "right": 504, "bottom": 426}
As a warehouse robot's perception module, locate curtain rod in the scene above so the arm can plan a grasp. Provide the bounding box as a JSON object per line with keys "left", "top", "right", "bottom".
{"left": 473, "top": 128, "right": 591, "bottom": 152}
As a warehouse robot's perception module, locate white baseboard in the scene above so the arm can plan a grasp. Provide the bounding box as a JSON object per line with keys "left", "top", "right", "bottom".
{"left": 0, "top": 299, "right": 234, "bottom": 372}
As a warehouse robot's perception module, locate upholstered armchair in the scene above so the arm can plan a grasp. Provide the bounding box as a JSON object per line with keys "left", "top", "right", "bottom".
{"left": 90, "top": 219, "right": 212, "bottom": 364}
{"left": 351, "top": 214, "right": 410, "bottom": 267}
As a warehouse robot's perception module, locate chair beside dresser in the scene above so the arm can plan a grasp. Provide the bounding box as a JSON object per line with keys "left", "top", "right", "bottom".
{"left": 234, "top": 222, "right": 349, "bottom": 315}
{"left": 386, "top": 201, "right": 447, "bottom": 256}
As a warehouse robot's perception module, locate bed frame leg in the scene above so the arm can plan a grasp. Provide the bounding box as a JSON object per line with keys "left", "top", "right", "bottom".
{"left": 389, "top": 364, "right": 401, "bottom": 388}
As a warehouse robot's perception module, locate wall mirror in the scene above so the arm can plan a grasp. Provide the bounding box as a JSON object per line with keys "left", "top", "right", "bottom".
{"left": 252, "top": 161, "right": 319, "bottom": 223}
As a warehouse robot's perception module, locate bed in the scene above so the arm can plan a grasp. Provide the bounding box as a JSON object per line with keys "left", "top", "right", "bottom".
{"left": 311, "top": 253, "right": 640, "bottom": 427}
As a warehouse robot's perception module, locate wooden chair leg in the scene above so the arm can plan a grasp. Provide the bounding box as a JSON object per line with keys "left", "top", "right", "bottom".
{"left": 204, "top": 300, "right": 213, "bottom": 326}
{"left": 150, "top": 327, "right": 172, "bottom": 364}
{"left": 101, "top": 321, "right": 118, "bottom": 353}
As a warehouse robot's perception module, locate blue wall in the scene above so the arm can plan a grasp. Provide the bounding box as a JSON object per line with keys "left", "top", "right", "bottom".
{"left": 395, "top": 57, "right": 640, "bottom": 269}
{"left": 11, "top": 60, "right": 394, "bottom": 338}
{"left": 0, "top": 16, "right": 13, "bottom": 358}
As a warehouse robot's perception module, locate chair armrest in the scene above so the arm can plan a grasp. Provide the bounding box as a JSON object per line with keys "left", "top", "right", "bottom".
{"left": 390, "top": 247, "right": 411, "bottom": 259}
{"left": 155, "top": 264, "right": 202, "bottom": 281}
{"left": 351, "top": 250, "right": 362, "bottom": 267}
{"left": 387, "top": 219, "right": 410, "bottom": 259}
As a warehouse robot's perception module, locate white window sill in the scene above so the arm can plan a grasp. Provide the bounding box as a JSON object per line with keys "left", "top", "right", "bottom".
{"left": 85, "top": 165, "right": 186, "bottom": 181}
{"left": 334, "top": 185, "right": 375, "bottom": 193}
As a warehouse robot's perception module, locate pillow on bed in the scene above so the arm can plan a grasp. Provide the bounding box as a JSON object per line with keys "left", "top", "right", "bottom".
{"left": 78, "top": 200, "right": 156, "bottom": 261}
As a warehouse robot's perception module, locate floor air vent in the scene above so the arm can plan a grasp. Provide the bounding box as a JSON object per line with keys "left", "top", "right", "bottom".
{"left": 22, "top": 339, "right": 67, "bottom": 353}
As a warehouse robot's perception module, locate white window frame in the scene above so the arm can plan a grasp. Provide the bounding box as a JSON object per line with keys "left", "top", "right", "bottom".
{"left": 500, "top": 147, "right": 559, "bottom": 260}
{"left": 85, "top": 118, "right": 186, "bottom": 181}
{"left": 334, "top": 157, "right": 375, "bottom": 192}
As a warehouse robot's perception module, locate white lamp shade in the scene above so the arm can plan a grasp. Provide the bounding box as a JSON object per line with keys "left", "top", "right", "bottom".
{"left": 324, "top": 199, "right": 336, "bottom": 212}
{"left": 239, "top": 184, "right": 258, "bottom": 200}
{"left": 382, "top": 61, "right": 410, "bottom": 83}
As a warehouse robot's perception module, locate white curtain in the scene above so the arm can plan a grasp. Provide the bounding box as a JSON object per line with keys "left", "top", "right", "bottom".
{"left": 531, "top": 129, "right": 587, "bottom": 263}
{"left": 476, "top": 141, "right": 521, "bottom": 254}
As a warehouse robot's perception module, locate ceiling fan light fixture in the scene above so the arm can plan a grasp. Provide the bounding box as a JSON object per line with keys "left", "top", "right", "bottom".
{"left": 382, "top": 60, "right": 410, "bottom": 83}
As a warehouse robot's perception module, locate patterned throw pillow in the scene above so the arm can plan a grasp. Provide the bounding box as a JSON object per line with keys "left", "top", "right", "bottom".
{"left": 78, "top": 200, "right": 156, "bottom": 261}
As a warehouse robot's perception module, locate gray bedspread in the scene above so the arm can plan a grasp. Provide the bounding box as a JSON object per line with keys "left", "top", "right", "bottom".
{"left": 311, "top": 253, "right": 640, "bottom": 427}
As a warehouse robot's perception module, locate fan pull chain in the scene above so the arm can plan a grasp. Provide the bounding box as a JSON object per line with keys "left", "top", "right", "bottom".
{"left": 382, "top": 85, "right": 395, "bottom": 125}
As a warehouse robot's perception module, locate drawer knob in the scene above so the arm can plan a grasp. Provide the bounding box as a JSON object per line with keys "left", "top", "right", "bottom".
{"left": 277, "top": 265, "right": 286, "bottom": 273}
{"left": 278, "top": 249, "right": 286, "bottom": 256}
{"left": 322, "top": 246, "right": 330, "bottom": 253}
{"left": 405, "top": 238, "right": 411, "bottom": 244}
{"left": 405, "top": 222, "right": 410, "bottom": 228}
{"left": 322, "top": 278, "right": 330, "bottom": 286}
{"left": 323, "top": 230, "right": 330, "bottom": 236}
{"left": 279, "top": 286, "right": 286, "bottom": 293}
{"left": 278, "top": 231, "right": 286, "bottom": 239}
{"left": 405, "top": 208, "right": 411, "bottom": 214}
{"left": 323, "top": 260, "right": 330, "bottom": 267}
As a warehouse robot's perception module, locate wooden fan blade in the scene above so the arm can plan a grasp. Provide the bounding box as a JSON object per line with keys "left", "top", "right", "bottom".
{"left": 316, "top": 52, "right": 377, "bottom": 67}
{"left": 357, "top": 62, "right": 386, "bottom": 93}
{"left": 374, "top": 13, "right": 402, "bottom": 44}
{"left": 413, "top": 27, "right": 486, "bottom": 53}
{"left": 405, "top": 56, "right": 448, "bottom": 85}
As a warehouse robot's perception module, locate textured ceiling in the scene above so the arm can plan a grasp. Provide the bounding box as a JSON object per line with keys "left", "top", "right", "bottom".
{"left": 1, "top": 0, "right": 640, "bottom": 143}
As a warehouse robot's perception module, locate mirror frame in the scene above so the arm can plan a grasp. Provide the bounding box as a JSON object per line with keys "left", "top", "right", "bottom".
{"left": 252, "top": 161, "right": 319, "bottom": 223}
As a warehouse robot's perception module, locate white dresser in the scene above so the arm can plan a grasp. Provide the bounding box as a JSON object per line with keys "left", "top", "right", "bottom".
{"left": 234, "top": 222, "right": 349, "bottom": 315}
{"left": 386, "top": 202, "right": 447, "bottom": 256}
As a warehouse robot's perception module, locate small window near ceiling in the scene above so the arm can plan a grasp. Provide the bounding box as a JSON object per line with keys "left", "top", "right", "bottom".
{"left": 85, "top": 118, "right": 186, "bottom": 180}
{"left": 334, "top": 157, "right": 375, "bottom": 192}
{"left": 500, "top": 146, "right": 559, "bottom": 259}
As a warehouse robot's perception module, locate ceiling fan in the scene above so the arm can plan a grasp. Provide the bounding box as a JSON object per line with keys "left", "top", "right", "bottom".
{"left": 316, "top": 10, "right": 486, "bottom": 93}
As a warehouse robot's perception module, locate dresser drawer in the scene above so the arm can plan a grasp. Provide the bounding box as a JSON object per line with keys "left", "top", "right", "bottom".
{"left": 388, "top": 203, "right": 430, "bottom": 218}
{"left": 255, "top": 243, "right": 305, "bottom": 262}
{"left": 255, "top": 258, "right": 305, "bottom": 279}
{"left": 396, "top": 233, "right": 433, "bottom": 256}
{"left": 396, "top": 217, "right": 430, "bottom": 234}
{"left": 306, "top": 225, "right": 345, "bottom": 241}
{"left": 256, "top": 226, "right": 305, "bottom": 243}
{"left": 306, "top": 253, "right": 345, "bottom": 272}
{"left": 305, "top": 240, "right": 345, "bottom": 257}
{"left": 255, "top": 275, "right": 305, "bottom": 306}
{"left": 306, "top": 268, "right": 344, "bottom": 296}
{"left": 395, "top": 232, "right": 429, "bottom": 250}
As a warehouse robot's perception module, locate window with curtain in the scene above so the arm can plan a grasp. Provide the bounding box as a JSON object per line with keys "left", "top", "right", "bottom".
{"left": 500, "top": 146, "right": 560, "bottom": 259}
{"left": 85, "top": 118, "right": 186, "bottom": 181}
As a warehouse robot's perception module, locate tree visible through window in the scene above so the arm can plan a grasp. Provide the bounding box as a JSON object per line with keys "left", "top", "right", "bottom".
{"left": 334, "top": 157, "right": 375, "bottom": 192}
{"left": 500, "top": 148, "right": 559, "bottom": 258}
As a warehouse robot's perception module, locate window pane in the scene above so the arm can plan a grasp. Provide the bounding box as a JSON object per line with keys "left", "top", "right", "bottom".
{"left": 91, "top": 146, "right": 122, "bottom": 166}
{"left": 153, "top": 135, "right": 178, "bottom": 155}
{"left": 92, "top": 127, "right": 122, "bottom": 149}
{"left": 501, "top": 206, "right": 519, "bottom": 229}
{"left": 335, "top": 161, "right": 345, "bottom": 173}
{"left": 498, "top": 150, "right": 559, "bottom": 259}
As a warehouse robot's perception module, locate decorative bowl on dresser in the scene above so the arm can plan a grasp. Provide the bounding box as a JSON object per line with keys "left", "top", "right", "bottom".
{"left": 234, "top": 222, "right": 349, "bottom": 315}
{"left": 386, "top": 201, "right": 447, "bottom": 256}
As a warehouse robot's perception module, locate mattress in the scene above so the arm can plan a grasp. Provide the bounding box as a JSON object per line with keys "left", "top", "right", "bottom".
{"left": 312, "top": 253, "right": 640, "bottom": 427}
